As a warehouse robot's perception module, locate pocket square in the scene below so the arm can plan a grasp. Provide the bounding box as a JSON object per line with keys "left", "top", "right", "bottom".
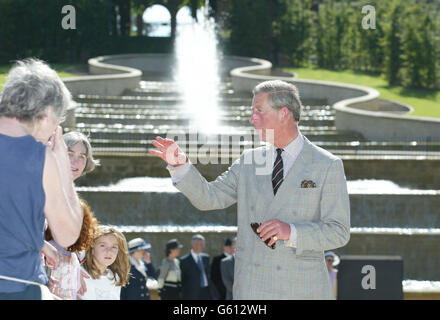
{"left": 301, "top": 180, "right": 316, "bottom": 188}
{"left": 250, "top": 222, "right": 276, "bottom": 250}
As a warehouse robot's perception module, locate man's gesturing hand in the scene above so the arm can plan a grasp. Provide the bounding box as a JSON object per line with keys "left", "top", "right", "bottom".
{"left": 149, "top": 136, "right": 188, "bottom": 167}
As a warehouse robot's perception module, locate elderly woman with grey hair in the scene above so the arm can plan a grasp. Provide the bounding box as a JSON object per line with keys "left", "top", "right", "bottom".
{"left": 0, "top": 59, "right": 83, "bottom": 299}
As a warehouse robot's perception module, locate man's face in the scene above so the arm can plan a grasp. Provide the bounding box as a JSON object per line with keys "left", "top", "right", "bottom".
{"left": 325, "top": 258, "right": 334, "bottom": 271}
{"left": 249, "top": 92, "right": 281, "bottom": 143}
{"left": 225, "top": 244, "right": 236, "bottom": 255}
{"left": 192, "top": 239, "right": 205, "bottom": 253}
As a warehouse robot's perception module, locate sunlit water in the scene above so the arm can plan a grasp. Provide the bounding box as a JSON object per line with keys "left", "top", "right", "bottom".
{"left": 78, "top": 177, "right": 439, "bottom": 194}
{"left": 173, "top": 4, "right": 222, "bottom": 134}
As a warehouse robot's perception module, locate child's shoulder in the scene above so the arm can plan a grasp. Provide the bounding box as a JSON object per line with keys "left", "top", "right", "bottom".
{"left": 80, "top": 265, "right": 91, "bottom": 277}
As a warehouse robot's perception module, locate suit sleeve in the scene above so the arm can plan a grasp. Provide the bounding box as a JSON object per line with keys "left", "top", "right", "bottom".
{"left": 294, "top": 158, "right": 351, "bottom": 255}
{"left": 157, "top": 260, "right": 171, "bottom": 289}
{"left": 220, "top": 259, "right": 233, "bottom": 293}
{"left": 173, "top": 156, "right": 241, "bottom": 211}
{"left": 146, "top": 263, "right": 157, "bottom": 279}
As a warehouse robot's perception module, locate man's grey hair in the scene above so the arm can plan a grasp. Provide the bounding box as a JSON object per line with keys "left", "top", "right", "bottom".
{"left": 192, "top": 234, "right": 205, "bottom": 243}
{"left": 63, "top": 131, "right": 100, "bottom": 175}
{"left": 0, "top": 58, "right": 72, "bottom": 122}
{"left": 252, "top": 80, "right": 302, "bottom": 121}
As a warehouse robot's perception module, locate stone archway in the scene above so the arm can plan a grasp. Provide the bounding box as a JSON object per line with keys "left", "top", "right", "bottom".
{"left": 140, "top": 0, "right": 205, "bottom": 38}
{"left": 141, "top": 4, "right": 172, "bottom": 37}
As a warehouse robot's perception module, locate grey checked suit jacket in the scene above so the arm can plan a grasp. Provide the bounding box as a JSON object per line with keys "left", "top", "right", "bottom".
{"left": 174, "top": 135, "right": 350, "bottom": 299}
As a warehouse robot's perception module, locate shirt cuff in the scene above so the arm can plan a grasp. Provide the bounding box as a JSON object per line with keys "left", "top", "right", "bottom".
{"left": 167, "top": 161, "right": 191, "bottom": 184}
{"left": 284, "top": 224, "right": 297, "bottom": 249}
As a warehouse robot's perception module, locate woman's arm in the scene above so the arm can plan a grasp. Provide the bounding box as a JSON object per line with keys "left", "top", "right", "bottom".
{"left": 43, "top": 127, "right": 82, "bottom": 248}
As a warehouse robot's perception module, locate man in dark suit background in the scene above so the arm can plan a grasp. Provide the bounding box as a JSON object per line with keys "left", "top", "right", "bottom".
{"left": 180, "top": 234, "right": 212, "bottom": 300}
{"left": 220, "top": 247, "right": 236, "bottom": 300}
{"left": 210, "top": 237, "right": 236, "bottom": 300}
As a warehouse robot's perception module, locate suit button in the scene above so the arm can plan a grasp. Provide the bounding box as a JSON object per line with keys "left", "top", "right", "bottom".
{"left": 141, "top": 286, "right": 145, "bottom": 289}
{"left": 141, "top": 294, "right": 144, "bottom": 297}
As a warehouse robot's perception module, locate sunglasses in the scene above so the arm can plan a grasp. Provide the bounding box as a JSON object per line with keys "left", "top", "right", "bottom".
{"left": 250, "top": 222, "right": 275, "bottom": 250}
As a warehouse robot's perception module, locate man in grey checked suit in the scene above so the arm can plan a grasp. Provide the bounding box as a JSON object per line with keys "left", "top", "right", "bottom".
{"left": 150, "top": 79, "right": 350, "bottom": 299}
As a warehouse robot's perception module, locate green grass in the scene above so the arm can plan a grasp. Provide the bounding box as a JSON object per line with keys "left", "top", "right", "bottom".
{"left": 284, "top": 67, "right": 440, "bottom": 119}
{"left": 0, "top": 64, "right": 79, "bottom": 93}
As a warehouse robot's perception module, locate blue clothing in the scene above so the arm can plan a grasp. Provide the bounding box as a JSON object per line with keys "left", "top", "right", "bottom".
{"left": 120, "top": 262, "right": 157, "bottom": 300}
{"left": 0, "top": 133, "right": 48, "bottom": 293}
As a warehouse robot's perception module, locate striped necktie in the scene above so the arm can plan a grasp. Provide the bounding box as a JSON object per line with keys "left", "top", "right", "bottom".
{"left": 272, "top": 148, "right": 284, "bottom": 195}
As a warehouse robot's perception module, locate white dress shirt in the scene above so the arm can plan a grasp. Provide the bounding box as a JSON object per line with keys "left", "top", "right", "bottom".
{"left": 79, "top": 267, "right": 121, "bottom": 300}
{"left": 168, "top": 132, "right": 305, "bottom": 249}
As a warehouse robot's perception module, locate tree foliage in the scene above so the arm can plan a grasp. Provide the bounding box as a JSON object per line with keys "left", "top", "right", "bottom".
{"left": 223, "top": 0, "right": 439, "bottom": 89}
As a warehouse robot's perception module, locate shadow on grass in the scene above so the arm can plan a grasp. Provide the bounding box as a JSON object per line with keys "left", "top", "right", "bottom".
{"left": 378, "top": 85, "right": 440, "bottom": 101}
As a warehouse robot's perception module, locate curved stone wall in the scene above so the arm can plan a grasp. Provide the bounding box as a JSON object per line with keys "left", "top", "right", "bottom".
{"left": 64, "top": 53, "right": 439, "bottom": 142}
{"left": 334, "top": 100, "right": 440, "bottom": 142}
{"left": 230, "top": 57, "right": 440, "bottom": 142}
{"left": 63, "top": 55, "right": 142, "bottom": 96}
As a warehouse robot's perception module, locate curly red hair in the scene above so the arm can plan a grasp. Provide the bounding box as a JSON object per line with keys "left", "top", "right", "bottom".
{"left": 45, "top": 198, "right": 99, "bottom": 252}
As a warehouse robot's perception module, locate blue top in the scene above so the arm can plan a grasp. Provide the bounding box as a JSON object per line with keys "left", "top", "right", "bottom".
{"left": 0, "top": 133, "right": 48, "bottom": 292}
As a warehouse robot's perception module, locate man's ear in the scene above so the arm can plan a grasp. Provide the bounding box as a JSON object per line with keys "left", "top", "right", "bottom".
{"left": 281, "top": 107, "right": 290, "bottom": 121}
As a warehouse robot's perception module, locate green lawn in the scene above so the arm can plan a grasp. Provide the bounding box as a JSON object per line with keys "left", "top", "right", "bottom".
{"left": 285, "top": 67, "right": 440, "bottom": 119}
{"left": 0, "top": 64, "right": 78, "bottom": 93}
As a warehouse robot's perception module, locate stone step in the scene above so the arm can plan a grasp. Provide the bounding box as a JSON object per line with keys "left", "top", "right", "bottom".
{"left": 75, "top": 106, "right": 335, "bottom": 118}
{"left": 126, "top": 86, "right": 251, "bottom": 99}
{"left": 74, "top": 114, "right": 335, "bottom": 127}
{"left": 132, "top": 80, "right": 234, "bottom": 94}
{"left": 73, "top": 152, "right": 440, "bottom": 189}
{"left": 71, "top": 127, "right": 359, "bottom": 144}
{"left": 75, "top": 102, "right": 331, "bottom": 115}
{"left": 77, "top": 188, "right": 440, "bottom": 229}
{"left": 74, "top": 95, "right": 252, "bottom": 107}
{"left": 74, "top": 96, "right": 329, "bottom": 111}
{"left": 69, "top": 123, "right": 440, "bottom": 152}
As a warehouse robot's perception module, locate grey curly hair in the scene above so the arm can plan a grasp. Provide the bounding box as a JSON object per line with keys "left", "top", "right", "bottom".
{"left": 0, "top": 58, "right": 72, "bottom": 122}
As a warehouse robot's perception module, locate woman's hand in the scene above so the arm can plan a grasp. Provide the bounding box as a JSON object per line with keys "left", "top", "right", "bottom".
{"left": 41, "top": 241, "right": 59, "bottom": 269}
{"left": 143, "top": 251, "right": 151, "bottom": 264}
{"left": 77, "top": 270, "right": 90, "bottom": 297}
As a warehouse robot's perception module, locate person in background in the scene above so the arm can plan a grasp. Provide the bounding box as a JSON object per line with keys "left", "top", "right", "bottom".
{"left": 325, "top": 251, "right": 340, "bottom": 298}
{"left": 220, "top": 237, "right": 237, "bottom": 300}
{"left": 157, "top": 238, "right": 183, "bottom": 300}
{"left": 44, "top": 131, "right": 99, "bottom": 300}
{"left": 79, "top": 226, "right": 130, "bottom": 300}
{"left": 210, "top": 237, "right": 236, "bottom": 300}
{"left": 179, "top": 234, "right": 212, "bottom": 300}
{"left": 121, "top": 238, "right": 158, "bottom": 300}
{"left": 0, "top": 58, "right": 82, "bottom": 299}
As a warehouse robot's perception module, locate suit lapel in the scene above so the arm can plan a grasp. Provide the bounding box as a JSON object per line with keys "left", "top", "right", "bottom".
{"left": 265, "top": 136, "right": 314, "bottom": 217}
{"left": 254, "top": 146, "right": 275, "bottom": 199}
